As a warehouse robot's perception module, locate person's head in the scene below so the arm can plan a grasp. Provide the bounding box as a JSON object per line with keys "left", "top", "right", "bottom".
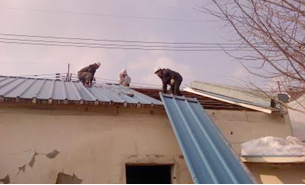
{"left": 95, "top": 62, "right": 101, "bottom": 68}
{"left": 154, "top": 67, "right": 162, "bottom": 77}
{"left": 121, "top": 69, "right": 127, "bottom": 76}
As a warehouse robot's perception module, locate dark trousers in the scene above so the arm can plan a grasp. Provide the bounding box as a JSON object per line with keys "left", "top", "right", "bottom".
{"left": 170, "top": 76, "right": 183, "bottom": 96}
{"left": 78, "top": 72, "right": 93, "bottom": 86}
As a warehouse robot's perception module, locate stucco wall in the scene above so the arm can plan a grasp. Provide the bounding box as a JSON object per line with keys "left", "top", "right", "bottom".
{"left": 245, "top": 163, "right": 305, "bottom": 184}
{"left": 0, "top": 103, "right": 292, "bottom": 184}
{"left": 288, "top": 95, "right": 305, "bottom": 141}
{"left": 206, "top": 109, "right": 292, "bottom": 154}
{"left": 0, "top": 104, "right": 192, "bottom": 184}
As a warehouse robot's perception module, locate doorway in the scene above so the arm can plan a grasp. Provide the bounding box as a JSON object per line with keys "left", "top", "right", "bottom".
{"left": 126, "top": 164, "right": 172, "bottom": 184}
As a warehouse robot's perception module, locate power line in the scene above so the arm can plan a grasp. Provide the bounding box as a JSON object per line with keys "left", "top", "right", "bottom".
{"left": 0, "top": 33, "right": 244, "bottom": 45}
{"left": 0, "top": 6, "right": 205, "bottom": 23}
{"left": 0, "top": 33, "right": 258, "bottom": 51}
{"left": 1, "top": 40, "right": 251, "bottom": 51}
{"left": 0, "top": 37, "right": 252, "bottom": 49}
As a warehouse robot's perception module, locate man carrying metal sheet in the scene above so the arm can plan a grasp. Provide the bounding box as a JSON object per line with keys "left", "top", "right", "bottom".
{"left": 154, "top": 67, "right": 183, "bottom": 96}
{"left": 78, "top": 62, "right": 101, "bottom": 87}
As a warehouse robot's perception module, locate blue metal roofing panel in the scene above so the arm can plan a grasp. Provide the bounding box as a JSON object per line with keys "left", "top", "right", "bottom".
{"left": 73, "top": 82, "right": 97, "bottom": 101}
{"left": 0, "top": 76, "right": 8, "bottom": 82}
{"left": 85, "top": 86, "right": 112, "bottom": 102}
{"left": 98, "top": 84, "right": 135, "bottom": 103}
{"left": 36, "top": 79, "right": 53, "bottom": 99}
{"left": 0, "top": 76, "right": 162, "bottom": 105}
{"left": 0, "top": 77, "right": 21, "bottom": 95}
{"left": 1, "top": 78, "right": 28, "bottom": 97}
{"left": 105, "top": 84, "right": 160, "bottom": 104}
{"left": 160, "top": 93, "right": 254, "bottom": 184}
{"left": 93, "top": 86, "right": 124, "bottom": 103}
{"left": 21, "top": 79, "right": 45, "bottom": 99}
{"left": 63, "top": 81, "right": 82, "bottom": 101}
{"left": 53, "top": 80, "right": 67, "bottom": 100}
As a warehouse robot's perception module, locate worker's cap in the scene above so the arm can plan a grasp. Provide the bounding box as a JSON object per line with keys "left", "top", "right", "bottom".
{"left": 154, "top": 67, "right": 161, "bottom": 74}
{"left": 95, "top": 62, "right": 101, "bottom": 67}
{"left": 121, "top": 69, "right": 127, "bottom": 74}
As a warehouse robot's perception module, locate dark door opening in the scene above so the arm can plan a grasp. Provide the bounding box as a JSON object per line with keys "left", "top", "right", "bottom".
{"left": 126, "top": 164, "right": 172, "bottom": 184}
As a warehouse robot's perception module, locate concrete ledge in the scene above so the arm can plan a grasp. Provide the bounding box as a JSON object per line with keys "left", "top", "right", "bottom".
{"left": 241, "top": 156, "right": 305, "bottom": 163}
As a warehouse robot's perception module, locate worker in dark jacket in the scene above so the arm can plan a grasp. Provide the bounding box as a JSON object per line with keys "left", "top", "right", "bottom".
{"left": 154, "top": 67, "right": 183, "bottom": 96}
{"left": 78, "top": 62, "right": 101, "bottom": 87}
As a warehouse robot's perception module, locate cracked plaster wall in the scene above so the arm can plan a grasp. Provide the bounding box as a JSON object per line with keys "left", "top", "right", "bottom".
{"left": 0, "top": 106, "right": 192, "bottom": 184}
{"left": 0, "top": 104, "right": 291, "bottom": 184}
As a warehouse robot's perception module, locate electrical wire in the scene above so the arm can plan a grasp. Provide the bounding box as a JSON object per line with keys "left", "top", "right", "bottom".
{"left": 0, "top": 37, "right": 249, "bottom": 49}
{"left": 0, "top": 33, "right": 259, "bottom": 51}
{"left": 0, "top": 38, "right": 255, "bottom": 52}
{"left": 1, "top": 40, "right": 251, "bottom": 51}
{"left": 0, "top": 6, "right": 205, "bottom": 23}
{"left": 0, "top": 33, "right": 244, "bottom": 45}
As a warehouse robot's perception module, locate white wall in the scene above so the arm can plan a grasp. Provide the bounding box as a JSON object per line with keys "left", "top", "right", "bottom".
{"left": 0, "top": 105, "right": 192, "bottom": 184}
{"left": 288, "top": 95, "right": 305, "bottom": 141}
{"left": 0, "top": 103, "right": 292, "bottom": 183}
{"left": 206, "top": 109, "right": 291, "bottom": 153}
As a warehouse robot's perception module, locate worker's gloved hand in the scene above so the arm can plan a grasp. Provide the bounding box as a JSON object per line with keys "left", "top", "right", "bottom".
{"left": 170, "top": 79, "right": 175, "bottom": 85}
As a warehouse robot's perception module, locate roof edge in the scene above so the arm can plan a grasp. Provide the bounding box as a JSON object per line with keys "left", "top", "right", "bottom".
{"left": 184, "top": 86, "right": 276, "bottom": 114}
{"left": 241, "top": 156, "right": 305, "bottom": 163}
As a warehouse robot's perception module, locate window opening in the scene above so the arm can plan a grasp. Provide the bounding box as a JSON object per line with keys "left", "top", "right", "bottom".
{"left": 126, "top": 164, "right": 172, "bottom": 184}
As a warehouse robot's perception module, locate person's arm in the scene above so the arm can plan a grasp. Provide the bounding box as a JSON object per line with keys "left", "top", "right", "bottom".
{"left": 87, "top": 65, "right": 97, "bottom": 83}
{"left": 161, "top": 70, "right": 171, "bottom": 93}
{"left": 162, "top": 80, "right": 167, "bottom": 93}
{"left": 90, "top": 71, "right": 95, "bottom": 83}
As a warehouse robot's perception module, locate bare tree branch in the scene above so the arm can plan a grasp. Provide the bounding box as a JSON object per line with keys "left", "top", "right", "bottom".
{"left": 199, "top": 0, "right": 305, "bottom": 95}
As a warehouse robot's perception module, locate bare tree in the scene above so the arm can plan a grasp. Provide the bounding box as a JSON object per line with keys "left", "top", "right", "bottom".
{"left": 198, "top": 0, "right": 305, "bottom": 98}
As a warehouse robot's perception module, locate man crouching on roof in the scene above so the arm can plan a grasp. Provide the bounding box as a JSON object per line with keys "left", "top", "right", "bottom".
{"left": 154, "top": 67, "right": 183, "bottom": 96}
{"left": 78, "top": 62, "right": 101, "bottom": 87}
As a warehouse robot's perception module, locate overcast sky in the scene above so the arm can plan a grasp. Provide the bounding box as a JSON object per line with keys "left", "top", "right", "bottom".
{"left": 0, "top": 0, "right": 261, "bottom": 88}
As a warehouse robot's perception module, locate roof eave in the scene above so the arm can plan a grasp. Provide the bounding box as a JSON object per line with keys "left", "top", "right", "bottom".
{"left": 184, "top": 86, "right": 276, "bottom": 114}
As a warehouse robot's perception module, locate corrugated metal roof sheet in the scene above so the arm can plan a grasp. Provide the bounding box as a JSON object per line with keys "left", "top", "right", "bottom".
{"left": 160, "top": 93, "right": 255, "bottom": 184}
{"left": 0, "top": 76, "right": 162, "bottom": 106}
{"left": 133, "top": 87, "right": 254, "bottom": 110}
{"left": 191, "top": 81, "right": 272, "bottom": 106}
{"left": 184, "top": 86, "right": 278, "bottom": 114}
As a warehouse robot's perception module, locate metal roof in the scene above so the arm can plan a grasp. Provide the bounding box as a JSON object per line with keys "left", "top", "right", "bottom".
{"left": 0, "top": 76, "right": 162, "bottom": 106}
{"left": 133, "top": 87, "right": 252, "bottom": 110}
{"left": 184, "top": 86, "right": 278, "bottom": 114}
{"left": 160, "top": 93, "right": 255, "bottom": 184}
{"left": 191, "top": 81, "right": 272, "bottom": 106}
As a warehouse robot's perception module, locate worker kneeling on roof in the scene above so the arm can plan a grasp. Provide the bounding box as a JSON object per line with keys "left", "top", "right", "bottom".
{"left": 78, "top": 62, "right": 101, "bottom": 87}
{"left": 118, "top": 69, "right": 131, "bottom": 86}
{"left": 154, "top": 67, "right": 183, "bottom": 96}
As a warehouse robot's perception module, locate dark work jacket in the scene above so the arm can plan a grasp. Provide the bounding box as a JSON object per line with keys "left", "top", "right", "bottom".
{"left": 78, "top": 64, "right": 98, "bottom": 82}
{"left": 160, "top": 69, "right": 182, "bottom": 93}
{"left": 79, "top": 64, "right": 98, "bottom": 75}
